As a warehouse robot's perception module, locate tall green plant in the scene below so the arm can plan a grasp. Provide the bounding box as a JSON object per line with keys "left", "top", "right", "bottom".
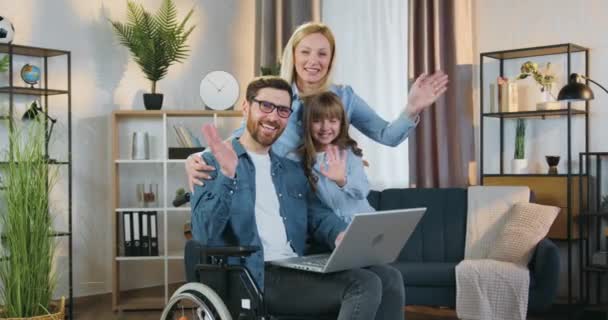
{"left": 0, "top": 55, "right": 9, "bottom": 73}
{"left": 514, "top": 119, "right": 526, "bottom": 159}
{"left": 109, "top": 0, "right": 195, "bottom": 94}
{"left": 0, "top": 120, "right": 57, "bottom": 317}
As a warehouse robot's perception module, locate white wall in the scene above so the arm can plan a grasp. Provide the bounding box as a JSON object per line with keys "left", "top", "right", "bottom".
{"left": 474, "top": 0, "right": 608, "bottom": 298}
{"left": 322, "top": 0, "right": 409, "bottom": 189}
{"left": 0, "top": 0, "right": 255, "bottom": 297}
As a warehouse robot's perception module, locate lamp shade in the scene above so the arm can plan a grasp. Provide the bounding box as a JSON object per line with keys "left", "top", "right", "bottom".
{"left": 22, "top": 101, "right": 41, "bottom": 120}
{"left": 557, "top": 73, "right": 594, "bottom": 101}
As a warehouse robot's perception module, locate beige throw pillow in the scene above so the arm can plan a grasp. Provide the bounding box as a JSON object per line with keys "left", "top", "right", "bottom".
{"left": 489, "top": 202, "right": 560, "bottom": 266}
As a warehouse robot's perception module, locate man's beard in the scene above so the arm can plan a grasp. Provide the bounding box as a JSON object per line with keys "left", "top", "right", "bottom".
{"left": 246, "top": 115, "right": 285, "bottom": 147}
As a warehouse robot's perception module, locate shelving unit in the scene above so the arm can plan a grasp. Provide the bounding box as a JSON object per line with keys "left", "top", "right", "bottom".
{"left": 111, "top": 109, "right": 241, "bottom": 311}
{"left": 479, "top": 43, "right": 590, "bottom": 309}
{"left": 0, "top": 43, "right": 72, "bottom": 318}
{"left": 579, "top": 152, "right": 608, "bottom": 308}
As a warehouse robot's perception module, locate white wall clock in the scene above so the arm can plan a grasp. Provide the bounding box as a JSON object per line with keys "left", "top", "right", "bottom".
{"left": 199, "top": 71, "right": 240, "bottom": 110}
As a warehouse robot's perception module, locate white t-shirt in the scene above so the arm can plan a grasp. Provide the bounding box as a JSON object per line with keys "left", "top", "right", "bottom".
{"left": 248, "top": 151, "right": 297, "bottom": 261}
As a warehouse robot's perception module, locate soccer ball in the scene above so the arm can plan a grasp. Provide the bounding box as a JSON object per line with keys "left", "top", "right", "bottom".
{"left": 0, "top": 16, "right": 15, "bottom": 44}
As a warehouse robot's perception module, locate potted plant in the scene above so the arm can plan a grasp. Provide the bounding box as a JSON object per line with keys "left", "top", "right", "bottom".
{"left": 109, "top": 0, "right": 195, "bottom": 110}
{"left": 517, "top": 61, "right": 558, "bottom": 109}
{"left": 260, "top": 62, "right": 281, "bottom": 76}
{"left": 512, "top": 119, "right": 527, "bottom": 174}
{"left": 0, "top": 119, "right": 64, "bottom": 319}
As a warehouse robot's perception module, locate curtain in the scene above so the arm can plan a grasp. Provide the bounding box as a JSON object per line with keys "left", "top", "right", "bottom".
{"left": 254, "top": 0, "right": 320, "bottom": 75}
{"left": 408, "top": 0, "right": 475, "bottom": 188}
{"left": 323, "top": 0, "right": 409, "bottom": 189}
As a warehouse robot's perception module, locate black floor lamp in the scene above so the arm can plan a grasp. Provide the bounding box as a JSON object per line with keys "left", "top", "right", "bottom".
{"left": 558, "top": 73, "right": 608, "bottom": 101}
{"left": 558, "top": 74, "right": 608, "bottom": 320}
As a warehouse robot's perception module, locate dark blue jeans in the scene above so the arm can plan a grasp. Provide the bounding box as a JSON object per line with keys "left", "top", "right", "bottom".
{"left": 264, "top": 264, "right": 405, "bottom": 320}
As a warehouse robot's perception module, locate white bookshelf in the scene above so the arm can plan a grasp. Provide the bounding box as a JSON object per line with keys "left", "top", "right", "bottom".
{"left": 111, "top": 110, "right": 241, "bottom": 311}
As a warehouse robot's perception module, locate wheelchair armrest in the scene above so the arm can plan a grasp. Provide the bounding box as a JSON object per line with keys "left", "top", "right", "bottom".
{"left": 204, "top": 246, "right": 260, "bottom": 258}
{"left": 185, "top": 241, "right": 261, "bottom": 282}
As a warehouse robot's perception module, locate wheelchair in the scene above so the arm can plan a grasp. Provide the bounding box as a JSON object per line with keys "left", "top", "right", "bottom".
{"left": 162, "top": 194, "right": 335, "bottom": 319}
{"left": 161, "top": 240, "right": 336, "bottom": 320}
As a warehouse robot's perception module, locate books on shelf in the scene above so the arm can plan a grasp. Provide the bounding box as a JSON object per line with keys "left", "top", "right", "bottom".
{"left": 173, "top": 125, "right": 202, "bottom": 148}
{"left": 489, "top": 78, "right": 519, "bottom": 113}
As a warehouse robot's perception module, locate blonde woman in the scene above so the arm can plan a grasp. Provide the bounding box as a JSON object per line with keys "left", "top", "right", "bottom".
{"left": 187, "top": 22, "right": 447, "bottom": 188}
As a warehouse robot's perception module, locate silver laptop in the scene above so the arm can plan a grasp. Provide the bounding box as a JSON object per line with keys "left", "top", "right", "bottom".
{"left": 270, "top": 208, "right": 426, "bottom": 273}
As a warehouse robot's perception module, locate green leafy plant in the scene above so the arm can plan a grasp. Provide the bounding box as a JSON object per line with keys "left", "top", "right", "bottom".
{"left": 109, "top": 0, "right": 195, "bottom": 94}
{"left": 261, "top": 62, "right": 281, "bottom": 76}
{"left": 0, "top": 119, "right": 58, "bottom": 317}
{"left": 514, "top": 119, "right": 526, "bottom": 159}
{"left": 0, "top": 55, "right": 9, "bottom": 73}
{"left": 516, "top": 61, "right": 556, "bottom": 95}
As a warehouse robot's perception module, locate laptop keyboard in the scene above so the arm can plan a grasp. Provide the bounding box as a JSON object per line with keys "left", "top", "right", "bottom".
{"left": 298, "top": 256, "right": 329, "bottom": 268}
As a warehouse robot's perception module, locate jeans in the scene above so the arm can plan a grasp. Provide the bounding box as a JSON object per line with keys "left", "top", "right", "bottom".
{"left": 264, "top": 264, "right": 405, "bottom": 320}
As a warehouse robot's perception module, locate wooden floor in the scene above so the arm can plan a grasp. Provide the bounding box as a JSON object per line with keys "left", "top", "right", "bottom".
{"left": 73, "top": 292, "right": 570, "bottom": 320}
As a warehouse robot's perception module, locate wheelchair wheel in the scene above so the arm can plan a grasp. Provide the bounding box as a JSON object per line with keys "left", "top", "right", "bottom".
{"left": 161, "top": 283, "right": 233, "bottom": 320}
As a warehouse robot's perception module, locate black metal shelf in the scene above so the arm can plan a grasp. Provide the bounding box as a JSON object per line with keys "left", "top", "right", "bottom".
{"left": 0, "top": 43, "right": 69, "bottom": 58}
{"left": 583, "top": 266, "right": 608, "bottom": 273}
{"left": 50, "top": 231, "right": 71, "bottom": 237}
{"left": 480, "top": 43, "right": 590, "bottom": 311}
{"left": 1, "top": 231, "right": 71, "bottom": 239}
{"left": 579, "top": 211, "right": 608, "bottom": 218}
{"left": 483, "top": 109, "right": 587, "bottom": 119}
{"left": 0, "top": 86, "right": 69, "bottom": 96}
{"left": 0, "top": 160, "right": 69, "bottom": 165}
{"left": 482, "top": 43, "right": 587, "bottom": 60}
{"left": 0, "top": 43, "right": 73, "bottom": 319}
{"left": 483, "top": 173, "right": 575, "bottom": 177}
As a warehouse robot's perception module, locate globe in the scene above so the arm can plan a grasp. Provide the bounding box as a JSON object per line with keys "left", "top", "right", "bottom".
{"left": 20, "top": 64, "right": 40, "bottom": 87}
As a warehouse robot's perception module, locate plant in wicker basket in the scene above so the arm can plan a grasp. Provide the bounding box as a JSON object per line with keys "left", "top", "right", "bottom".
{"left": 0, "top": 119, "right": 61, "bottom": 319}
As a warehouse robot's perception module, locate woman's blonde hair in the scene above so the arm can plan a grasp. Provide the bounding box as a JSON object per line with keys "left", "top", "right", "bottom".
{"left": 298, "top": 91, "right": 362, "bottom": 192}
{"left": 280, "top": 22, "right": 336, "bottom": 94}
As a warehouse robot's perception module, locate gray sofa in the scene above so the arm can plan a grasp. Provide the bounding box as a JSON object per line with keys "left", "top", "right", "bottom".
{"left": 367, "top": 187, "right": 560, "bottom": 312}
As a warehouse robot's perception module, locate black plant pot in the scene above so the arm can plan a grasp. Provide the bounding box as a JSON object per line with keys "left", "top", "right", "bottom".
{"left": 143, "top": 93, "right": 163, "bottom": 110}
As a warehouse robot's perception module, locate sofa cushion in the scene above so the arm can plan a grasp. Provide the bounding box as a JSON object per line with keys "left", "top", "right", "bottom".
{"left": 489, "top": 202, "right": 559, "bottom": 266}
{"left": 377, "top": 188, "right": 467, "bottom": 263}
{"left": 392, "top": 261, "right": 458, "bottom": 287}
{"left": 367, "top": 190, "right": 381, "bottom": 211}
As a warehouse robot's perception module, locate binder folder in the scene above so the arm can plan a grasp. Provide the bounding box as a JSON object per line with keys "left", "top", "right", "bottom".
{"left": 141, "top": 212, "right": 150, "bottom": 256}
{"left": 122, "top": 212, "right": 134, "bottom": 256}
{"left": 133, "top": 212, "right": 142, "bottom": 256}
{"left": 150, "top": 212, "right": 159, "bottom": 256}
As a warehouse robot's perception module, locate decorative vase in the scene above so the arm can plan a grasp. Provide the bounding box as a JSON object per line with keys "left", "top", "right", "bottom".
{"left": 537, "top": 87, "right": 560, "bottom": 110}
{"left": 143, "top": 93, "right": 163, "bottom": 110}
{"left": 131, "top": 131, "right": 149, "bottom": 160}
{"left": 546, "top": 155, "right": 560, "bottom": 175}
{"left": 512, "top": 158, "right": 528, "bottom": 174}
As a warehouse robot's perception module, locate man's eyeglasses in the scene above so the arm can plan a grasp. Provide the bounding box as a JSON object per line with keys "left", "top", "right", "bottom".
{"left": 251, "top": 98, "right": 292, "bottom": 118}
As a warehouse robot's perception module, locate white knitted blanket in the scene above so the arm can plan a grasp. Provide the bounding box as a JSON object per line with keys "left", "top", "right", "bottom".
{"left": 455, "top": 186, "right": 530, "bottom": 320}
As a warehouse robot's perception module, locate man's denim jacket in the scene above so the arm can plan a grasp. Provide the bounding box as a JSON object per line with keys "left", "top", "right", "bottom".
{"left": 191, "top": 138, "right": 347, "bottom": 290}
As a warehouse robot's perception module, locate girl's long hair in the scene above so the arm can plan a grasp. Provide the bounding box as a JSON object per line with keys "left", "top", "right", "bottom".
{"left": 298, "top": 91, "right": 362, "bottom": 192}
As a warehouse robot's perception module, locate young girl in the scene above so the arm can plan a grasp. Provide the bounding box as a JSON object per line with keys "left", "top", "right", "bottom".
{"left": 298, "top": 91, "right": 374, "bottom": 223}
